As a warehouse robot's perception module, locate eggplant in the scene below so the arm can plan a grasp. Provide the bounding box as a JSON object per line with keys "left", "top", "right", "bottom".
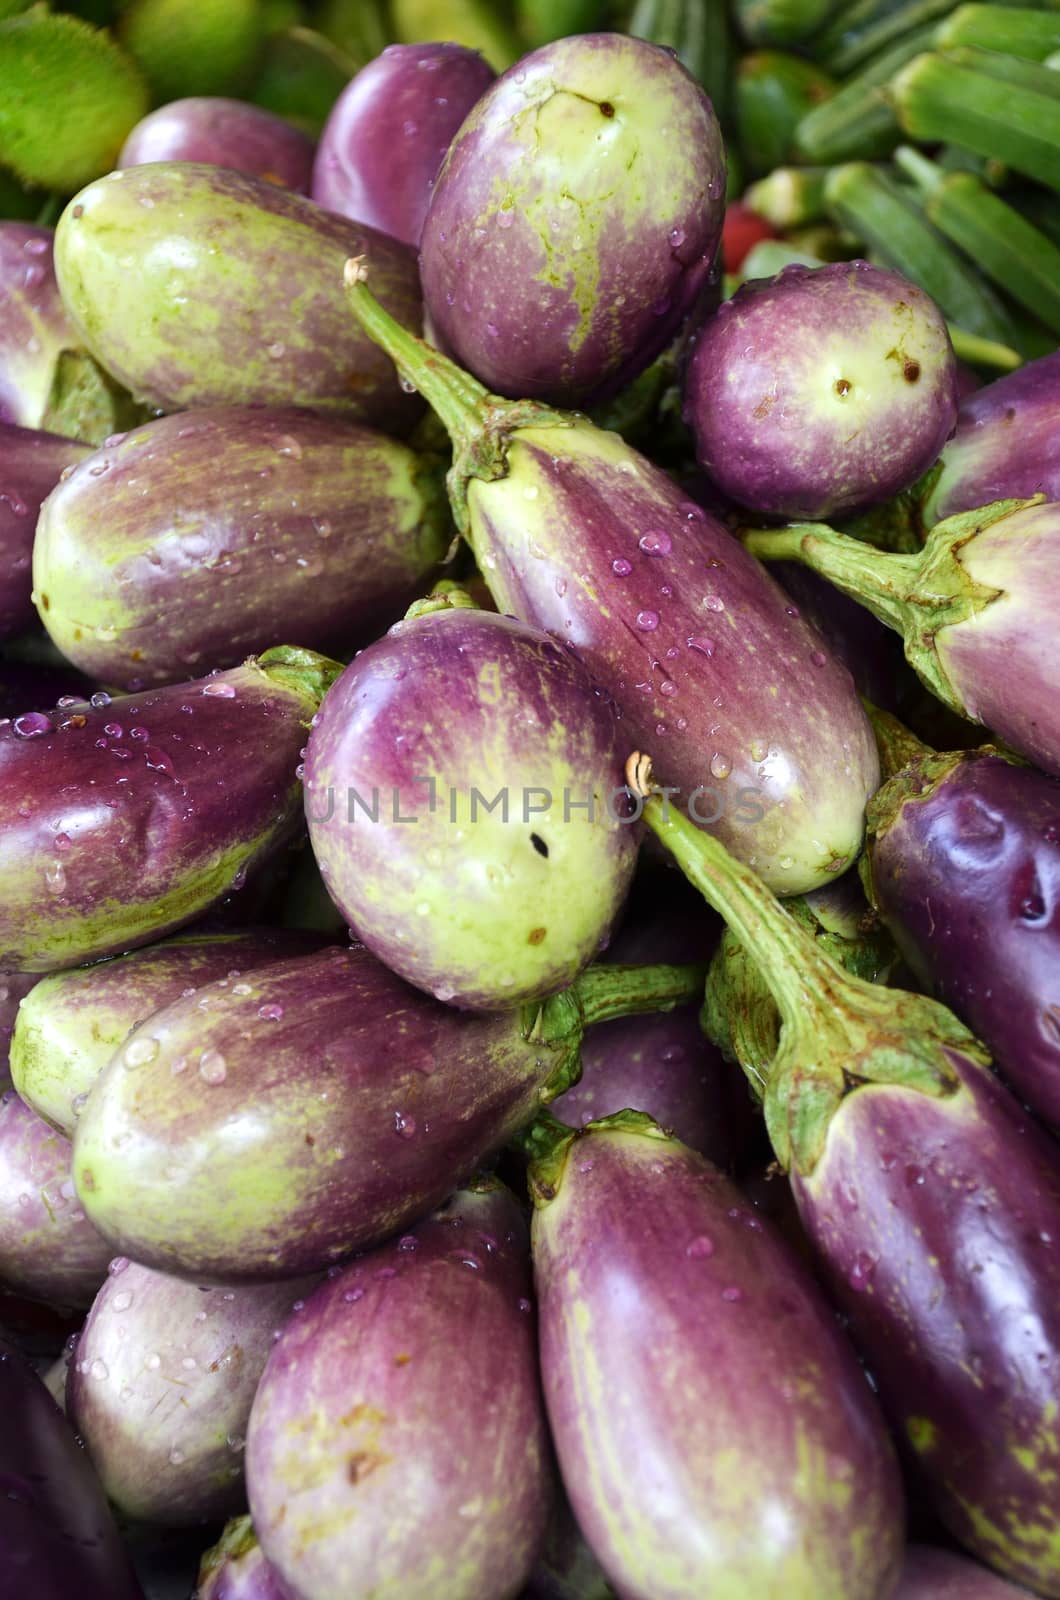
{"left": 0, "top": 972, "right": 37, "bottom": 1093}
{"left": 744, "top": 497, "right": 1060, "bottom": 778}
{"left": 683, "top": 261, "right": 958, "bottom": 520}
{"left": 862, "top": 725, "right": 1060, "bottom": 1126}
{"left": 12, "top": 927, "right": 330, "bottom": 1137}
{"left": 33, "top": 406, "right": 451, "bottom": 687}
{"left": 312, "top": 42, "right": 495, "bottom": 247}
{"left": 197, "top": 1517, "right": 295, "bottom": 1600}
{"left": 0, "top": 646, "right": 340, "bottom": 974}
{"left": 896, "top": 1544, "right": 1037, "bottom": 1597}
{"left": 924, "top": 348, "right": 1060, "bottom": 528}
{"left": 0, "top": 424, "right": 90, "bottom": 640}
{"left": 0, "top": 224, "right": 82, "bottom": 431}
{"left": 67, "top": 1260, "right": 316, "bottom": 1527}
{"left": 71, "top": 943, "right": 703, "bottom": 1281}
{"left": 528, "top": 1111, "right": 904, "bottom": 1599}
{"left": 0, "top": 1337, "right": 145, "bottom": 1600}
{"left": 772, "top": 561, "right": 909, "bottom": 712}
{"left": 419, "top": 32, "right": 725, "bottom": 406}
{"left": 631, "top": 758, "right": 1060, "bottom": 1595}
{"left": 118, "top": 97, "right": 316, "bottom": 191}
{"left": 53, "top": 164, "right": 423, "bottom": 433}
{"left": 0, "top": 1090, "right": 111, "bottom": 1308}
{"left": 305, "top": 603, "right": 637, "bottom": 1010}
{"left": 345, "top": 266, "right": 879, "bottom": 895}
{"left": 246, "top": 1178, "right": 551, "bottom": 1600}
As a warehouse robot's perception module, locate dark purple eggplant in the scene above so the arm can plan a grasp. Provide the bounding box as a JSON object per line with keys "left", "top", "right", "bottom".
{"left": 197, "top": 1517, "right": 295, "bottom": 1599}
{"left": 246, "top": 1178, "right": 551, "bottom": 1599}
{"left": 420, "top": 32, "right": 725, "bottom": 407}
{"left": 12, "top": 926, "right": 330, "bottom": 1140}
{"left": 0, "top": 647, "right": 340, "bottom": 974}
{"left": 895, "top": 1544, "right": 1036, "bottom": 1597}
{"left": 0, "top": 224, "right": 82, "bottom": 431}
{"left": 312, "top": 42, "right": 495, "bottom": 246}
{"left": 68, "top": 1260, "right": 316, "bottom": 1526}
{"left": 71, "top": 943, "right": 703, "bottom": 1281}
{"left": 33, "top": 406, "right": 450, "bottom": 687}
{"left": 773, "top": 561, "right": 908, "bottom": 712}
{"left": 118, "top": 97, "right": 316, "bottom": 191}
{"left": 863, "top": 723, "right": 1060, "bottom": 1126}
{"left": 0, "top": 424, "right": 89, "bottom": 640}
{"left": 631, "top": 757, "right": 1060, "bottom": 1596}
{"left": 528, "top": 1111, "right": 904, "bottom": 1598}
{"left": 344, "top": 265, "right": 880, "bottom": 895}
{"left": 0, "top": 1090, "right": 111, "bottom": 1308}
{"left": 0, "top": 1337, "right": 144, "bottom": 1600}
{"left": 924, "top": 349, "right": 1060, "bottom": 528}
{"left": 54, "top": 165, "right": 424, "bottom": 433}
{"left": 744, "top": 496, "right": 1060, "bottom": 778}
{"left": 305, "top": 603, "right": 637, "bottom": 1010}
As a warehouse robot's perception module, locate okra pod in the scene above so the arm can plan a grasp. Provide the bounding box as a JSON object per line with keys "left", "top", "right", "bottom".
{"left": 736, "top": 50, "right": 835, "bottom": 173}
{"left": 935, "top": 3, "right": 1060, "bottom": 60}
{"left": 629, "top": 0, "right": 734, "bottom": 128}
{"left": 743, "top": 165, "right": 830, "bottom": 227}
{"left": 794, "top": 24, "right": 936, "bottom": 162}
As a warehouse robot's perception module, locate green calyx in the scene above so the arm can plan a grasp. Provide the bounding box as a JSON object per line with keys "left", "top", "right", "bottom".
{"left": 40, "top": 349, "right": 156, "bottom": 449}
{"left": 404, "top": 582, "right": 480, "bottom": 621}
{"left": 519, "top": 1107, "right": 668, "bottom": 1207}
{"left": 862, "top": 700, "right": 933, "bottom": 778}
{"left": 631, "top": 765, "right": 980, "bottom": 1175}
{"left": 743, "top": 497, "right": 1036, "bottom": 718}
{"left": 343, "top": 259, "right": 572, "bottom": 533}
{"left": 255, "top": 645, "right": 345, "bottom": 713}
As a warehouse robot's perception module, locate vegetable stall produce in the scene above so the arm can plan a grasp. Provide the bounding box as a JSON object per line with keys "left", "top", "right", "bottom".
{"left": 0, "top": 4, "right": 1056, "bottom": 1597}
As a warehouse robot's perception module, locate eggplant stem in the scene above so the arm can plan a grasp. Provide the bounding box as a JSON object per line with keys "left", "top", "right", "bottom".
{"left": 741, "top": 521, "right": 920, "bottom": 634}
{"left": 571, "top": 960, "right": 707, "bottom": 1029}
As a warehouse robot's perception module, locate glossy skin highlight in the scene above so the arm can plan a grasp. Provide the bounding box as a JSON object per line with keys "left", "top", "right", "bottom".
{"left": 0, "top": 225, "right": 82, "bottom": 432}
{"left": 420, "top": 33, "right": 725, "bottom": 405}
{"left": 118, "top": 98, "right": 316, "bottom": 191}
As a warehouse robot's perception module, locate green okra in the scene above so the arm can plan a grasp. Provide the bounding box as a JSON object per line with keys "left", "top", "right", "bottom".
{"left": 935, "top": 3, "right": 1060, "bottom": 60}
{"left": 794, "top": 23, "right": 935, "bottom": 162}
{"left": 629, "top": 0, "right": 735, "bottom": 126}
{"left": 743, "top": 165, "right": 830, "bottom": 226}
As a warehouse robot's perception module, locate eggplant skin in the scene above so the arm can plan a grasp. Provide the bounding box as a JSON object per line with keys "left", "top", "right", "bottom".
{"left": 0, "top": 224, "right": 82, "bottom": 432}
{"left": 866, "top": 750, "right": 1060, "bottom": 1126}
{"left": 533, "top": 1122, "right": 904, "bottom": 1600}
{"left": 420, "top": 33, "right": 725, "bottom": 406}
{"left": 0, "top": 423, "right": 89, "bottom": 640}
{"left": 895, "top": 1543, "right": 1037, "bottom": 1598}
{"left": 197, "top": 1515, "right": 296, "bottom": 1599}
{"left": 118, "top": 98, "right": 315, "bottom": 192}
{"left": 792, "top": 1051, "right": 1060, "bottom": 1595}
{"left": 71, "top": 946, "right": 553, "bottom": 1282}
{"left": 246, "top": 1184, "right": 551, "bottom": 1600}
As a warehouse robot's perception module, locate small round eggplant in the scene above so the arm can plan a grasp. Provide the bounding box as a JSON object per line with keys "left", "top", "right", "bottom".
{"left": 305, "top": 606, "right": 637, "bottom": 1010}
{"left": 312, "top": 42, "right": 495, "bottom": 246}
{"left": 864, "top": 746, "right": 1060, "bottom": 1126}
{"left": 71, "top": 944, "right": 702, "bottom": 1281}
{"left": 12, "top": 927, "right": 330, "bottom": 1137}
{"left": 0, "top": 424, "right": 90, "bottom": 640}
{"left": 345, "top": 268, "right": 880, "bottom": 895}
{"left": 529, "top": 1113, "right": 904, "bottom": 1599}
{"left": 0, "top": 1090, "right": 111, "bottom": 1308}
{"left": 0, "top": 646, "right": 340, "bottom": 973}
{"left": 118, "top": 97, "right": 316, "bottom": 191}
{"left": 246, "top": 1180, "right": 551, "bottom": 1600}
{"left": 924, "top": 348, "right": 1060, "bottom": 528}
{"left": 420, "top": 32, "right": 725, "bottom": 406}
{"left": 684, "top": 261, "right": 958, "bottom": 520}
{"left": 895, "top": 1544, "right": 1038, "bottom": 1597}
{"left": 197, "top": 1516, "right": 295, "bottom": 1600}
{"left": 54, "top": 164, "right": 423, "bottom": 433}
{"left": 33, "top": 406, "right": 451, "bottom": 687}
{"left": 0, "top": 1338, "right": 145, "bottom": 1600}
{"left": 67, "top": 1261, "right": 316, "bottom": 1527}
{"left": 0, "top": 224, "right": 82, "bottom": 432}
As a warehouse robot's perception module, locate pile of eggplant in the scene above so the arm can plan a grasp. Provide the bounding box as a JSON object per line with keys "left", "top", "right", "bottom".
{"left": 0, "top": 11, "right": 1058, "bottom": 1600}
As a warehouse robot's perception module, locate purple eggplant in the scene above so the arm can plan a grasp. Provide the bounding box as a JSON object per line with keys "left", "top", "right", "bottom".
{"left": 345, "top": 267, "right": 879, "bottom": 895}
{"left": 0, "top": 646, "right": 340, "bottom": 974}
{"left": 0, "top": 1338, "right": 145, "bottom": 1600}
{"left": 118, "top": 97, "right": 316, "bottom": 191}
{"left": 0, "top": 424, "right": 90, "bottom": 640}
{"left": 632, "top": 759, "right": 1060, "bottom": 1595}
{"left": 246, "top": 1178, "right": 551, "bottom": 1600}
{"left": 773, "top": 561, "right": 908, "bottom": 712}
{"left": 863, "top": 732, "right": 1060, "bottom": 1126}
{"left": 896, "top": 1544, "right": 1037, "bottom": 1597}
{"left": 54, "top": 164, "right": 424, "bottom": 433}
{"left": 312, "top": 43, "right": 495, "bottom": 247}
{"left": 33, "top": 406, "right": 451, "bottom": 687}
{"left": 305, "top": 602, "right": 637, "bottom": 1009}
{"left": 11, "top": 927, "right": 331, "bottom": 1138}
{"left": 0, "top": 224, "right": 82, "bottom": 431}
{"left": 684, "top": 261, "right": 958, "bottom": 521}
{"left": 0, "top": 1090, "right": 111, "bottom": 1308}
{"left": 419, "top": 32, "right": 725, "bottom": 406}
{"left": 67, "top": 1260, "right": 316, "bottom": 1527}
{"left": 197, "top": 1517, "right": 295, "bottom": 1600}
{"left": 528, "top": 1111, "right": 904, "bottom": 1599}
{"left": 923, "top": 349, "right": 1060, "bottom": 528}
{"left": 744, "top": 496, "right": 1060, "bottom": 778}
{"left": 71, "top": 943, "right": 702, "bottom": 1281}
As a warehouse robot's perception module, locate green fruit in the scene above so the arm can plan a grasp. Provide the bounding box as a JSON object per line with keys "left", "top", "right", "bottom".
{"left": 250, "top": 25, "right": 353, "bottom": 136}
{"left": 118, "top": 0, "right": 264, "bottom": 101}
